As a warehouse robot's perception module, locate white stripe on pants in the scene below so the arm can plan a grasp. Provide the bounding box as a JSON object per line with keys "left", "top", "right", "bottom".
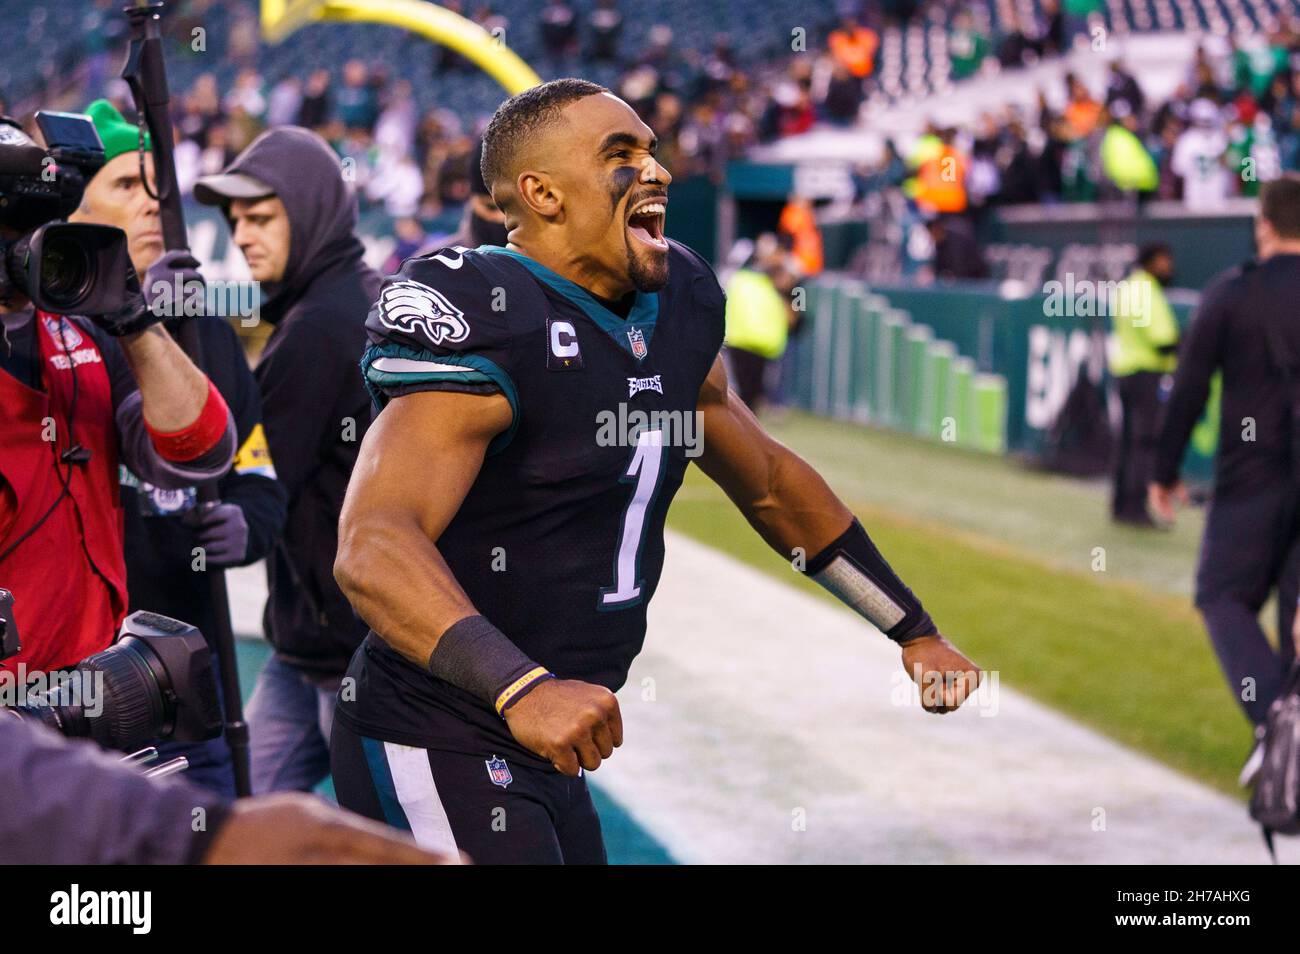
{"left": 383, "top": 741, "right": 459, "bottom": 854}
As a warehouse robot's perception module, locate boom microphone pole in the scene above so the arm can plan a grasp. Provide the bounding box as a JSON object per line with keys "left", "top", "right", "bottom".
{"left": 120, "top": 0, "right": 252, "bottom": 797}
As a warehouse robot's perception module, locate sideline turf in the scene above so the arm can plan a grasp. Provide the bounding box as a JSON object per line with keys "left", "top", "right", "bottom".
{"left": 667, "top": 412, "right": 1256, "bottom": 796}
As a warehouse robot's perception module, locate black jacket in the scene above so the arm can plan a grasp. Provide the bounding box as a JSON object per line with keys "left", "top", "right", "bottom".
{"left": 121, "top": 315, "right": 287, "bottom": 645}
{"left": 1156, "top": 254, "right": 1300, "bottom": 500}
{"left": 224, "top": 127, "right": 380, "bottom": 676}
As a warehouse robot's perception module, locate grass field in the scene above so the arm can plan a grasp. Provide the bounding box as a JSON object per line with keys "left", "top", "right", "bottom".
{"left": 665, "top": 411, "right": 1259, "bottom": 796}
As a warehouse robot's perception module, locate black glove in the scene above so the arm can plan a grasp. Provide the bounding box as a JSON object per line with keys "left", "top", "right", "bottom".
{"left": 143, "top": 250, "right": 204, "bottom": 315}
{"left": 182, "top": 500, "right": 249, "bottom": 567}
{"left": 83, "top": 263, "right": 156, "bottom": 337}
{"left": 87, "top": 250, "right": 205, "bottom": 337}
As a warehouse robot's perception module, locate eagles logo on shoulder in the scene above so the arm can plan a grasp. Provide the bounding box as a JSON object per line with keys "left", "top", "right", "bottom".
{"left": 377, "top": 280, "right": 471, "bottom": 347}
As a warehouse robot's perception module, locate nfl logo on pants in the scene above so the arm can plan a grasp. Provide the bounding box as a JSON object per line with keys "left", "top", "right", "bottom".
{"left": 485, "top": 755, "right": 512, "bottom": 788}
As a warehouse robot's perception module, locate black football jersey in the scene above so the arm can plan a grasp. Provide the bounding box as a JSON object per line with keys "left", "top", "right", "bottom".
{"left": 335, "top": 241, "right": 725, "bottom": 763}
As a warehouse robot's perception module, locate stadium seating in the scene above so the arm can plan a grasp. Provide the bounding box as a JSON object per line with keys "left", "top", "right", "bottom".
{"left": 6, "top": 0, "right": 799, "bottom": 123}
{"left": 10, "top": 0, "right": 1300, "bottom": 124}
{"left": 8, "top": 0, "right": 1300, "bottom": 151}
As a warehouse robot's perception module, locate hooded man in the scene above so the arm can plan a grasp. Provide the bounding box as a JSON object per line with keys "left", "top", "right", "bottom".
{"left": 68, "top": 100, "right": 288, "bottom": 795}
{"left": 195, "top": 126, "right": 379, "bottom": 794}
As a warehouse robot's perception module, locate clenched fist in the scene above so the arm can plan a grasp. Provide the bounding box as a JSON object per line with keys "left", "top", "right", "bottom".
{"left": 900, "top": 633, "right": 982, "bottom": 714}
{"left": 503, "top": 678, "right": 623, "bottom": 775}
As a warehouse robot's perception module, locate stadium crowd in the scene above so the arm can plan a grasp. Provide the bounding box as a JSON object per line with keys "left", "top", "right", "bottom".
{"left": 11, "top": 0, "right": 1298, "bottom": 246}
{"left": 861, "top": 11, "right": 1300, "bottom": 216}
{"left": 7, "top": 0, "right": 903, "bottom": 227}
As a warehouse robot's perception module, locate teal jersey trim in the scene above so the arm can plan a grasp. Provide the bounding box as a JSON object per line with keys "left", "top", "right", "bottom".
{"left": 476, "top": 245, "right": 659, "bottom": 360}
{"left": 360, "top": 342, "right": 520, "bottom": 454}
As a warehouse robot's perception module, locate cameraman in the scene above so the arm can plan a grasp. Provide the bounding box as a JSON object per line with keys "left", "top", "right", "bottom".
{"left": 69, "top": 100, "right": 288, "bottom": 795}
{"left": 0, "top": 115, "right": 236, "bottom": 677}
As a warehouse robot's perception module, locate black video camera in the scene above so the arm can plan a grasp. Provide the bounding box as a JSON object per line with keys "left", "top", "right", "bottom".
{"left": 0, "top": 589, "right": 222, "bottom": 752}
{"left": 0, "top": 111, "right": 134, "bottom": 315}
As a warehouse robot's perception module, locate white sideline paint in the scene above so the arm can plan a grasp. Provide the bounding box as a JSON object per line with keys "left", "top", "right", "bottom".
{"left": 592, "top": 531, "right": 1295, "bottom": 865}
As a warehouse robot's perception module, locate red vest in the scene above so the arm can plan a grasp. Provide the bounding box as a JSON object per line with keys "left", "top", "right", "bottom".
{"left": 0, "top": 312, "right": 126, "bottom": 673}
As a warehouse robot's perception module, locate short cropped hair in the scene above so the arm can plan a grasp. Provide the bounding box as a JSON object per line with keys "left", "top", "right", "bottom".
{"left": 1260, "top": 174, "right": 1300, "bottom": 239}
{"left": 480, "top": 78, "right": 609, "bottom": 195}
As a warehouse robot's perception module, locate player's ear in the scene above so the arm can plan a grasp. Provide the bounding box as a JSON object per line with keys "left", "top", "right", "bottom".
{"left": 516, "top": 170, "right": 562, "bottom": 220}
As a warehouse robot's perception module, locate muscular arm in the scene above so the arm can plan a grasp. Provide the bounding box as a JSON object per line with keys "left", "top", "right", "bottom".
{"left": 693, "top": 355, "right": 853, "bottom": 560}
{"left": 334, "top": 387, "right": 623, "bottom": 773}
{"left": 333, "top": 389, "right": 511, "bottom": 666}
{"left": 693, "top": 355, "right": 980, "bottom": 712}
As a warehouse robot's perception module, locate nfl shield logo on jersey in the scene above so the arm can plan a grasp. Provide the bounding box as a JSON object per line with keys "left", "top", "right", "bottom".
{"left": 485, "top": 755, "right": 512, "bottom": 788}
{"left": 627, "top": 326, "right": 648, "bottom": 361}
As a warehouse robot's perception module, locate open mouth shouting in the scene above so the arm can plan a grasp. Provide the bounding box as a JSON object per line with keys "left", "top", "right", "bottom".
{"left": 627, "top": 194, "right": 669, "bottom": 252}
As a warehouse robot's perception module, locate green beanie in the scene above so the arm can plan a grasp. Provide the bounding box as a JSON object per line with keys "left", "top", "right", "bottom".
{"left": 85, "top": 98, "right": 151, "bottom": 163}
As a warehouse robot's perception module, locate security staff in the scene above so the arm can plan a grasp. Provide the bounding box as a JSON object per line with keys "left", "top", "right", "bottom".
{"left": 1152, "top": 176, "right": 1300, "bottom": 769}
{"left": 71, "top": 101, "right": 288, "bottom": 795}
{"left": 723, "top": 234, "right": 797, "bottom": 409}
{"left": 1109, "top": 243, "right": 1178, "bottom": 526}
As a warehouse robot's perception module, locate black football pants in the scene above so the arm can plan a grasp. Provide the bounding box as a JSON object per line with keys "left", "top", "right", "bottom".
{"left": 330, "top": 717, "right": 607, "bottom": 864}
{"left": 1195, "top": 481, "right": 1300, "bottom": 726}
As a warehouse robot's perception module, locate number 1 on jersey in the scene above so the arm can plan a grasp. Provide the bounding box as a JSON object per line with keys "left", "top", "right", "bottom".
{"left": 599, "top": 429, "right": 665, "bottom": 609}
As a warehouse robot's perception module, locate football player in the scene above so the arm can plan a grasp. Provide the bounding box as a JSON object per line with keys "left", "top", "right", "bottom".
{"left": 329, "top": 79, "right": 981, "bottom": 864}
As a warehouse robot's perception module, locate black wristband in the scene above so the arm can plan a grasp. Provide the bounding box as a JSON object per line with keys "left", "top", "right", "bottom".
{"left": 427, "top": 615, "right": 548, "bottom": 713}
{"left": 806, "top": 519, "right": 936, "bottom": 643}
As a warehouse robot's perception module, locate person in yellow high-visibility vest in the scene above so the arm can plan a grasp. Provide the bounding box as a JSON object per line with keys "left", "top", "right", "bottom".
{"left": 724, "top": 235, "right": 797, "bottom": 410}
{"left": 1109, "top": 242, "right": 1179, "bottom": 525}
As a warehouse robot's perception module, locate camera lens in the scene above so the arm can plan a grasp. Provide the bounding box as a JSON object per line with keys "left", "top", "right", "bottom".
{"left": 14, "top": 638, "right": 171, "bottom": 751}
{"left": 40, "top": 232, "right": 95, "bottom": 310}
